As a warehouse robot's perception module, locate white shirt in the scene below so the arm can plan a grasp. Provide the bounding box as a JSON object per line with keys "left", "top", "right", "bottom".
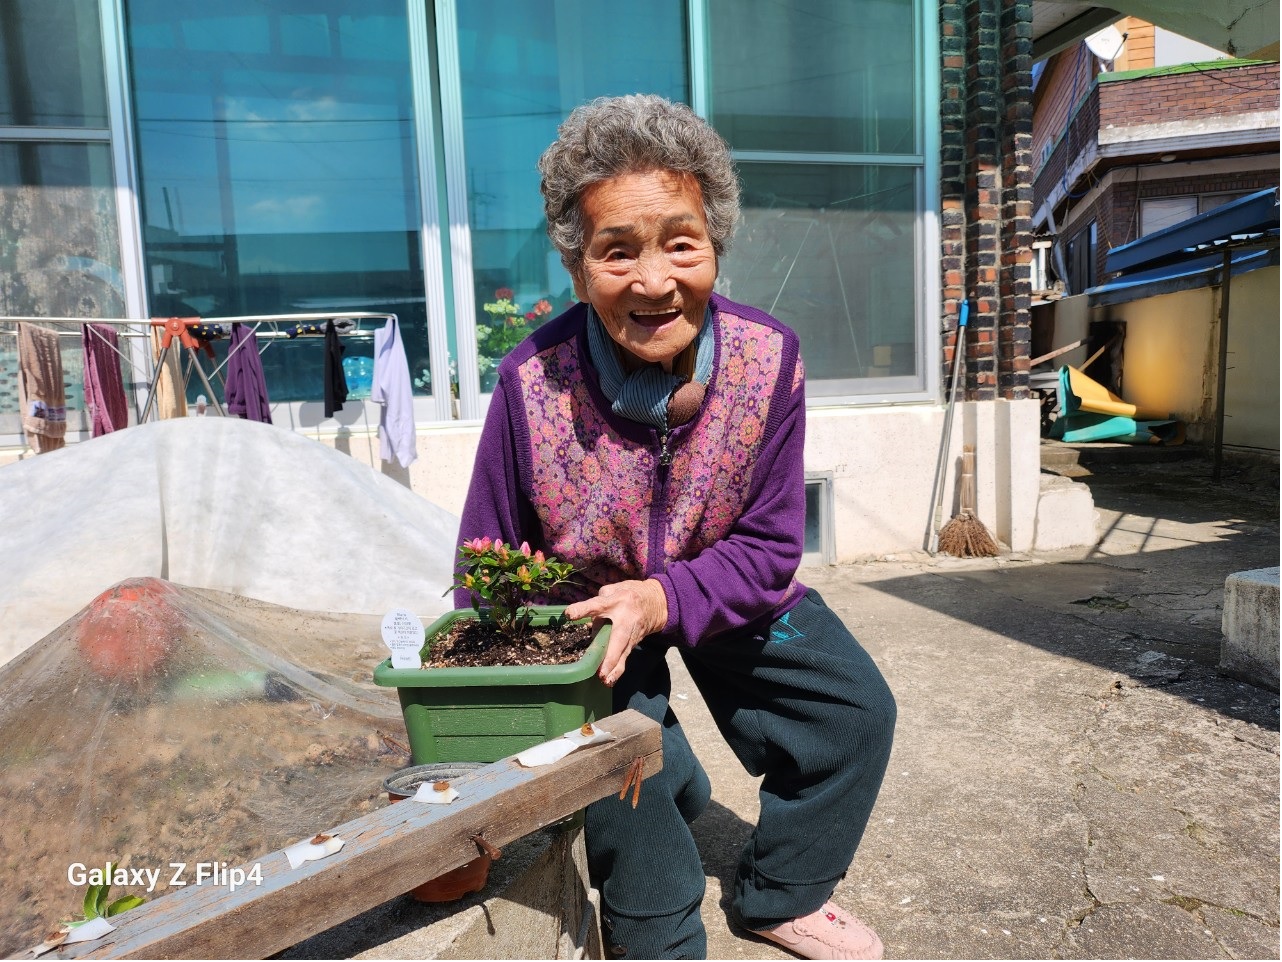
{"left": 371, "top": 316, "right": 418, "bottom": 469}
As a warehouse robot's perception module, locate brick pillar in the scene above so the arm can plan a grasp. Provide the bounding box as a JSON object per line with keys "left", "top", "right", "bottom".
{"left": 999, "top": 0, "right": 1033, "bottom": 399}
{"left": 939, "top": 2, "right": 967, "bottom": 382}
{"left": 964, "top": 0, "right": 1002, "bottom": 399}
{"left": 939, "top": 0, "right": 1032, "bottom": 401}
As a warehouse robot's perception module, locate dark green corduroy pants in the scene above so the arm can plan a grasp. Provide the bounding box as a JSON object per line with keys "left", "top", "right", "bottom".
{"left": 585, "top": 589, "right": 897, "bottom": 959}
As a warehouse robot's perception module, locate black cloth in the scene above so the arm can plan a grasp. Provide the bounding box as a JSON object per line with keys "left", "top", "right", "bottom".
{"left": 323, "top": 319, "right": 348, "bottom": 418}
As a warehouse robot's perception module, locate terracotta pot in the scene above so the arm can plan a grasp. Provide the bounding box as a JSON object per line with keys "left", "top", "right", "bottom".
{"left": 383, "top": 763, "right": 490, "bottom": 903}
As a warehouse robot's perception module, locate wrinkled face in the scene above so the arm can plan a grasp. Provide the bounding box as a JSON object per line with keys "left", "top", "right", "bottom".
{"left": 572, "top": 169, "right": 717, "bottom": 371}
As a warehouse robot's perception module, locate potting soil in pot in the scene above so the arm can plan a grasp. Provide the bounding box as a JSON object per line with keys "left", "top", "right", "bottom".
{"left": 0, "top": 578, "right": 413, "bottom": 957}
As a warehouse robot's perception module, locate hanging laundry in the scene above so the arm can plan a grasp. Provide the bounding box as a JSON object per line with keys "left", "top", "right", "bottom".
{"left": 188, "top": 323, "right": 226, "bottom": 344}
{"left": 223, "top": 323, "right": 273, "bottom": 424}
{"left": 17, "top": 323, "right": 67, "bottom": 453}
{"left": 81, "top": 323, "right": 129, "bottom": 437}
{"left": 371, "top": 316, "right": 417, "bottom": 469}
{"left": 323, "top": 319, "right": 348, "bottom": 418}
{"left": 149, "top": 327, "right": 188, "bottom": 419}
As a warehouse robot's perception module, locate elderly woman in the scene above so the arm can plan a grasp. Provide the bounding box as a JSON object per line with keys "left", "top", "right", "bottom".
{"left": 457, "top": 94, "right": 896, "bottom": 961}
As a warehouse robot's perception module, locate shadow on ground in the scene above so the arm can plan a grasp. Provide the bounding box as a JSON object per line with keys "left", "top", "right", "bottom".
{"left": 856, "top": 454, "right": 1278, "bottom": 726}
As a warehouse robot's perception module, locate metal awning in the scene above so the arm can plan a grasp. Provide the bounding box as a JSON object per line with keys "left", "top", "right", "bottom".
{"left": 1104, "top": 188, "right": 1280, "bottom": 274}
{"left": 1086, "top": 187, "right": 1279, "bottom": 479}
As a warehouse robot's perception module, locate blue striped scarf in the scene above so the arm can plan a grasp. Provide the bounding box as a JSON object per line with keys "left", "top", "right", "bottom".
{"left": 586, "top": 305, "right": 714, "bottom": 431}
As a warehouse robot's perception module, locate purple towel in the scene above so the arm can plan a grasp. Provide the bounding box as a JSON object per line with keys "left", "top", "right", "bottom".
{"left": 223, "top": 323, "right": 273, "bottom": 423}
{"left": 81, "top": 323, "right": 130, "bottom": 437}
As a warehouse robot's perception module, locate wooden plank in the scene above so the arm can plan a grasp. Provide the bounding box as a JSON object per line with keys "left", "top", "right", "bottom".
{"left": 1080, "top": 333, "right": 1121, "bottom": 374}
{"left": 1029, "top": 338, "right": 1085, "bottom": 367}
{"left": 60, "top": 710, "right": 660, "bottom": 960}
{"left": 1030, "top": 333, "right": 1121, "bottom": 374}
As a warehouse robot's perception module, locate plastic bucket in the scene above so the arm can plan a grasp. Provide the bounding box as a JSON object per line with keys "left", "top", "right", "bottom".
{"left": 383, "top": 763, "right": 490, "bottom": 903}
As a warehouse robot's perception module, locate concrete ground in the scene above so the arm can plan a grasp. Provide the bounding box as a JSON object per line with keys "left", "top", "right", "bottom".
{"left": 684, "top": 450, "right": 1280, "bottom": 960}
{"left": 296, "top": 448, "right": 1278, "bottom": 960}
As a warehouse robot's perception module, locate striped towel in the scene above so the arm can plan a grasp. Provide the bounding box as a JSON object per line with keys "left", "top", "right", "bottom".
{"left": 17, "top": 323, "right": 67, "bottom": 453}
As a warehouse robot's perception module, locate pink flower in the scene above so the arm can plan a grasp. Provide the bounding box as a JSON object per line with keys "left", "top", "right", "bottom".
{"left": 519, "top": 541, "right": 532, "bottom": 556}
{"left": 495, "top": 286, "right": 514, "bottom": 299}
{"left": 463, "top": 536, "right": 493, "bottom": 552}
{"left": 525, "top": 312, "right": 536, "bottom": 322}
{"left": 533, "top": 549, "right": 545, "bottom": 563}
{"left": 534, "top": 299, "right": 552, "bottom": 316}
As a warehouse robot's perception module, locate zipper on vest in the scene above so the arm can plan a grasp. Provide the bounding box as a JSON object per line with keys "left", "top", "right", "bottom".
{"left": 647, "top": 430, "right": 672, "bottom": 577}
{"left": 658, "top": 430, "right": 673, "bottom": 467}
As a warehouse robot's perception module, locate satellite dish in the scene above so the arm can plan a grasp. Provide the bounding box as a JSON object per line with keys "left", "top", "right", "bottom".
{"left": 1085, "top": 25, "right": 1126, "bottom": 63}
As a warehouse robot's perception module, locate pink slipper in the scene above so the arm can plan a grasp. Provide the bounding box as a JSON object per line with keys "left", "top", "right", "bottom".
{"left": 752, "top": 902, "right": 884, "bottom": 960}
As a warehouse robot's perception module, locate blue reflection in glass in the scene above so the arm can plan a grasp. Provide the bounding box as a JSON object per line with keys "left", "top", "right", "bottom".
{"left": 126, "top": 0, "right": 426, "bottom": 403}
{"left": 456, "top": 1, "right": 687, "bottom": 391}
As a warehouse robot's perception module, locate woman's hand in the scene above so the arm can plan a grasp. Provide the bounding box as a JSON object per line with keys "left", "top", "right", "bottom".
{"left": 565, "top": 579, "right": 668, "bottom": 687}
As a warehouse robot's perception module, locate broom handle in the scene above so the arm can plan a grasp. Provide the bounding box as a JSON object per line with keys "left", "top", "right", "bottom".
{"left": 960, "top": 446, "right": 977, "bottom": 515}
{"left": 929, "top": 302, "right": 968, "bottom": 553}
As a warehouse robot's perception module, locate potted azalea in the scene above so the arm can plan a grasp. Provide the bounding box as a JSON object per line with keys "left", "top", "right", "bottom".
{"left": 373, "top": 538, "right": 611, "bottom": 765}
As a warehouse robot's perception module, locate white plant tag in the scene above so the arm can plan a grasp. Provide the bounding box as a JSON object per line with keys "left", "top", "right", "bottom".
{"left": 412, "top": 780, "right": 460, "bottom": 804}
{"left": 381, "top": 608, "right": 425, "bottom": 669}
{"left": 63, "top": 917, "right": 115, "bottom": 944}
{"left": 284, "top": 834, "right": 345, "bottom": 869}
{"left": 515, "top": 723, "right": 615, "bottom": 768}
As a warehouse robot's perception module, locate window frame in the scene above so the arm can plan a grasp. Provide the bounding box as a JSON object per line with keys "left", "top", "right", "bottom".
{"left": 690, "top": 0, "right": 939, "bottom": 407}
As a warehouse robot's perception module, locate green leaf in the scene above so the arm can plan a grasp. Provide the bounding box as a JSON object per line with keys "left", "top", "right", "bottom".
{"left": 106, "top": 895, "right": 145, "bottom": 917}
{"left": 84, "top": 884, "right": 102, "bottom": 920}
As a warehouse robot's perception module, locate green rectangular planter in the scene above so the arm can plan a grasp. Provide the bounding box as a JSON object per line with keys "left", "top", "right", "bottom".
{"left": 373, "top": 606, "right": 613, "bottom": 765}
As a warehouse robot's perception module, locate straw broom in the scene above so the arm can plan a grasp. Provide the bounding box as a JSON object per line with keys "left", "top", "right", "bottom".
{"left": 937, "top": 445, "right": 999, "bottom": 558}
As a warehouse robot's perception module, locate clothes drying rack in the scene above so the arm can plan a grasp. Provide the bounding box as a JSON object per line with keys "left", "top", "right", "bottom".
{"left": 1, "top": 312, "right": 391, "bottom": 425}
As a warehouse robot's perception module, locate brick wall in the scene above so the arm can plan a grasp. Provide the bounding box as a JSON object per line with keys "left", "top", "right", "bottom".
{"left": 1098, "top": 62, "right": 1279, "bottom": 127}
{"left": 1032, "top": 46, "right": 1098, "bottom": 177}
{"left": 1033, "top": 84, "right": 1099, "bottom": 212}
{"left": 939, "top": 0, "right": 1032, "bottom": 401}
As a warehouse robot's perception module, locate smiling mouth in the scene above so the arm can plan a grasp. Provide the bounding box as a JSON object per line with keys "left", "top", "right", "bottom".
{"left": 630, "top": 308, "right": 682, "bottom": 327}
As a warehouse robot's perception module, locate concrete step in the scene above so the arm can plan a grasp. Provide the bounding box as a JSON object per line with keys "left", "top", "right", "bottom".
{"left": 1033, "top": 473, "right": 1098, "bottom": 551}
{"left": 1221, "top": 567, "right": 1280, "bottom": 693}
{"left": 1041, "top": 439, "right": 1199, "bottom": 474}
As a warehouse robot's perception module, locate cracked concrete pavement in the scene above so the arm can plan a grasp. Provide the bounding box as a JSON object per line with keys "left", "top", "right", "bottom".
{"left": 678, "top": 453, "right": 1279, "bottom": 960}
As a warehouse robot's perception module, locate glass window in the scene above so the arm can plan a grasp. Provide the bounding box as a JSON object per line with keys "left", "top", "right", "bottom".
{"left": 0, "top": 142, "right": 126, "bottom": 431}
{"left": 1141, "top": 196, "right": 1197, "bottom": 236}
{"left": 125, "top": 0, "right": 429, "bottom": 403}
{"left": 1200, "top": 191, "right": 1247, "bottom": 214}
{"left": 719, "top": 163, "right": 918, "bottom": 392}
{"left": 707, "top": 0, "right": 926, "bottom": 398}
{"left": 456, "top": 0, "right": 687, "bottom": 390}
{"left": 0, "top": 0, "right": 109, "bottom": 128}
{"left": 1065, "top": 220, "right": 1096, "bottom": 293}
{"left": 708, "top": 0, "right": 916, "bottom": 155}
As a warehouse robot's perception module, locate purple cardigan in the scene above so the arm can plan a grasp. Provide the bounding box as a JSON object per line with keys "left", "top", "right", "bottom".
{"left": 456, "top": 293, "right": 808, "bottom": 647}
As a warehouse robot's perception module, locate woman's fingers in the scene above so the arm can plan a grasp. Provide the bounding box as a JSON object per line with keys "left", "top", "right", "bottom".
{"left": 564, "top": 580, "right": 668, "bottom": 687}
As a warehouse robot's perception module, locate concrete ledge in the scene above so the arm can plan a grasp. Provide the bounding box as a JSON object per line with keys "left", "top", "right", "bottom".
{"left": 282, "top": 826, "right": 602, "bottom": 960}
{"left": 1220, "top": 567, "right": 1280, "bottom": 692}
{"left": 1033, "top": 474, "right": 1099, "bottom": 552}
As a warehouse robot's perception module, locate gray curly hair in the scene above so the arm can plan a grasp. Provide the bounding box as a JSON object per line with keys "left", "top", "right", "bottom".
{"left": 539, "top": 94, "right": 740, "bottom": 276}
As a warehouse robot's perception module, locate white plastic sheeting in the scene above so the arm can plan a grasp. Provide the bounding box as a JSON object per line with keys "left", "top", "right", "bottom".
{"left": 0, "top": 417, "right": 459, "bottom": 666}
